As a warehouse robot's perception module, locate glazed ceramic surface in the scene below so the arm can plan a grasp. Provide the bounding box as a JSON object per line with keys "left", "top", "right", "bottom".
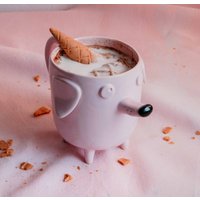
{"left": 45, "top": 37, "right": 152, "bottom": 163}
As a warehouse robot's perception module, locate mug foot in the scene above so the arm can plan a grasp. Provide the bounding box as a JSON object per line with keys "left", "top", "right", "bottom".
{"left": 84, "top": 149, "right": 95, "bottom": 164}
{"left": 119, "top": 140, "right": 129, "bottom": 150}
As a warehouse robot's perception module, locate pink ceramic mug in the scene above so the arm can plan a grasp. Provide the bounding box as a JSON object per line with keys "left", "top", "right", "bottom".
{"left": 45, "top": 36, "right": 153, "bottom": 164}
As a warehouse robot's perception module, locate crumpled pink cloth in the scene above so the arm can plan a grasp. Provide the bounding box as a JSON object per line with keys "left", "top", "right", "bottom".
{"left": 0, "top": 5, "right": 200, "bottom": 197}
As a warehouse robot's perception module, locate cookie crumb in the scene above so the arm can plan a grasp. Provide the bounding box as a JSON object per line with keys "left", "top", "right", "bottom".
{"left": 63, "top": 174, "right": 72, "bottom": 182}
{"left": 77, "top": 166, "right": 80, "bottom": 170}
{"left": 191, "top": 136, "right": 196, "bottom": 140}
{"left": 195, "top": 131, "right": 200, "bottom": 136}
{"left": 39, "top": 168, "right": 44, "bottom": 171}
{"left": 5, "top": 148, "right": 14, "bottom": 155}
{"left": 19, "top": 162, "right": 33, "bottom": 170}
{"left": 0, "top": 149, "right": 14, "bottom": 158}
{"left": 163, "top": 136, "right": 171, "bottom": 142}
{"left": 33, "top": 106, "right": 51, "bottom": 117}
{"left": 101, "top": 52, "right": 114, "bottom": 59}
{"left": 41, "top": 161, "right": 47, "bottom": 165}
{"left": 117, "top": 158, "right": 130, "bottom": 166}
{"left": 0, "top": 140, "right": 10, "bottom": 150}
{"left": 169, "top": 141, "right": 175, "bottom": 144}
{"left": 7, "top": 139, "right": 13, "bottom": 146}
{"left": 54, "top": 50, "right": 64, "bottom": 64}
{"left": 0, "top": 139, "right": 14, "bottom": 158}
{"left": 33, "top": 75, "right": 40, "bottom": 82}
{"left": 162, "top": 127, "right": 172, "bottom": 134}
{"left": 91, "top": 70, "right": 98, "bottom": 77}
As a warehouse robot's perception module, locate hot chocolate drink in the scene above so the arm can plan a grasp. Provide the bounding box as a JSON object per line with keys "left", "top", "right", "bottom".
{"left": 52, "top": 45, "right": 136, "bottom": 77}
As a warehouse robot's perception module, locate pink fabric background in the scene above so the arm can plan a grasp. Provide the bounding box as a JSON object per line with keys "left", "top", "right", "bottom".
{"left": 0, "top": 4, "right": 200, "bottom": 196}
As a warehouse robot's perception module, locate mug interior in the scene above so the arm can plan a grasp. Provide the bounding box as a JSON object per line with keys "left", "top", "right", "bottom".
{"left": 77, "top": 37, "right": 139, "bottom": 64}
{"left": 50, "top": 37, "right": 140, "bottom": 78}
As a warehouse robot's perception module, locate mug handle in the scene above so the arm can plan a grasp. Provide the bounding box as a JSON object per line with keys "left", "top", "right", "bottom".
{"left": 45, "top": 36, "right": 58, "bottom": 70}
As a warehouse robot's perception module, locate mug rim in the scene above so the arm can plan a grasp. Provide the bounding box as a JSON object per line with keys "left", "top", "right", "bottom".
{"left": 50, "top": 36, "right": 143, "bottom": 80}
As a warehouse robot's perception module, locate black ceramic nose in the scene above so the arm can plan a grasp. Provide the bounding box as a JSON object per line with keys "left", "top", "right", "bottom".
{"left": 138, "top": 104, "right": 153, "bottom": 117}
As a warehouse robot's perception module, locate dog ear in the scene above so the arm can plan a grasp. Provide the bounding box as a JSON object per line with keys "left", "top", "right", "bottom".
{"left": 52, "top": 76, "right": 82, "bottom": 119}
